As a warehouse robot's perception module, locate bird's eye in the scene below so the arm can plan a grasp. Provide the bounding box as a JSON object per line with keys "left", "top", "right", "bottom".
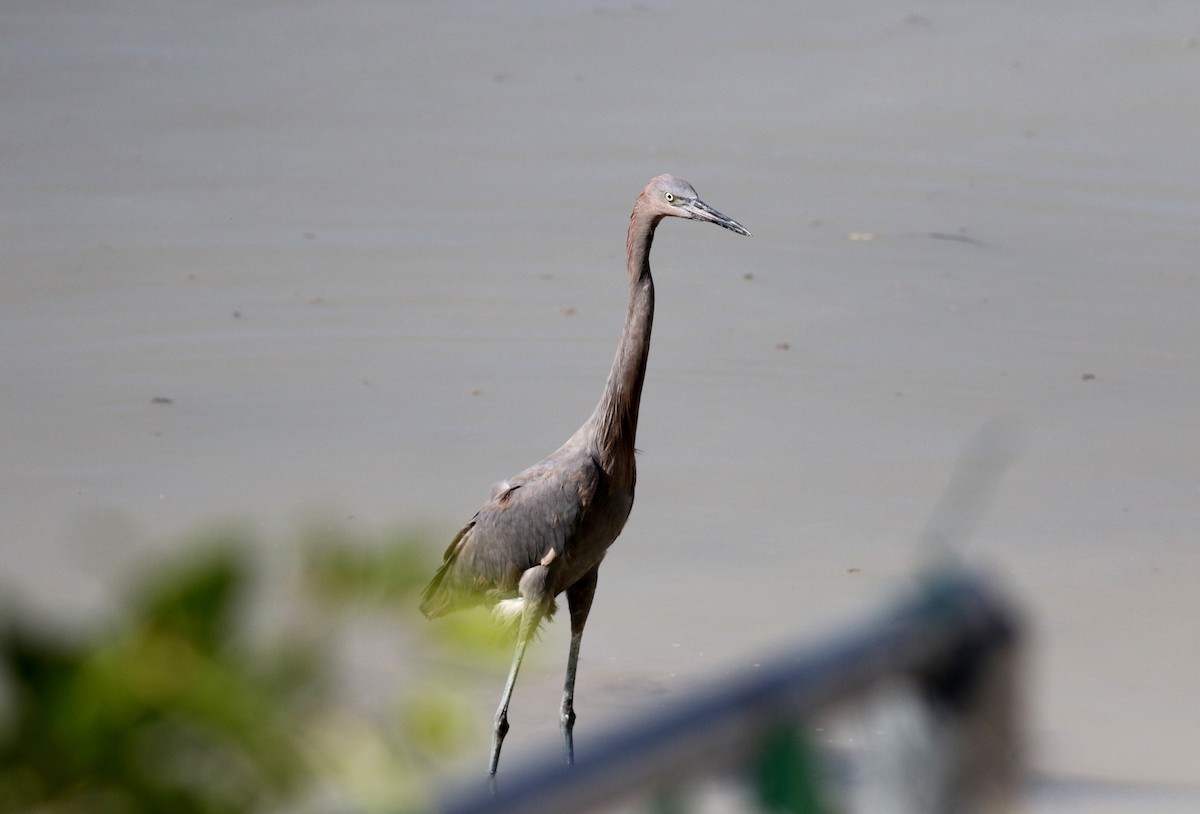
{"left": 664, "top": 192, "right": 675, "bottom": 203}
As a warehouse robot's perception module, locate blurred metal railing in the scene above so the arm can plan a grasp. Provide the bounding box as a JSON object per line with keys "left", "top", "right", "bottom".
{"left": 436, "top": 569, "right": 1022, "bottom": 814}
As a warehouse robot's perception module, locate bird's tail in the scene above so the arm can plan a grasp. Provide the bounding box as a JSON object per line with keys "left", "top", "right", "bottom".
{"left": 419, "top": 561, "right": 455, "bottom": 619}
{"left": 419, "top": 521, "right": 474, "bottom": 619}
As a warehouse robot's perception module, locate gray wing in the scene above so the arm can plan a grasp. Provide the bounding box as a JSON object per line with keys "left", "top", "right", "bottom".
{"left": 420, "top": 448, "right": 601, "bottom": 618}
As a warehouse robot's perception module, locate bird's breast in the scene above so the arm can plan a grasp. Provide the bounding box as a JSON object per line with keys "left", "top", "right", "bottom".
{"left": 550, "top": 488, "right": 634, "bottom": 594}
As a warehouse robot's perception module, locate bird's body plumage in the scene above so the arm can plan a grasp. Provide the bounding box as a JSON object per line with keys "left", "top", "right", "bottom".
{"left": 420, "top": 174, "right": 748, "bottom": 777}
{"left": 419, "top": 439, "right": 629, "bottom": 622}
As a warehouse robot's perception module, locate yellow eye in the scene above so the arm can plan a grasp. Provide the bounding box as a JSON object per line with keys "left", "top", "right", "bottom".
{"left": 664, "top": 192, "right": 675, "bottom": 203}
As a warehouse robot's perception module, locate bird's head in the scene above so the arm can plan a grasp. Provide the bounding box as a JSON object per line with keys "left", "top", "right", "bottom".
{"left": 640, "top": 174, "right": 751, "bottom": 236}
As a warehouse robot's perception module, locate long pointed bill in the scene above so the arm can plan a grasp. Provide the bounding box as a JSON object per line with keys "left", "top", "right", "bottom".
{"left": 685, "top": 199, "right": 751, "bottom": 236}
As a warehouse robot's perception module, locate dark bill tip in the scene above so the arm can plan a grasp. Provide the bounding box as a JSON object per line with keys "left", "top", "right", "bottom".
{"left": 691, "top": 199, "right": 751, "bottom": 236}
{"left": 719, "top": 218, "right": 752, "bottom": 237}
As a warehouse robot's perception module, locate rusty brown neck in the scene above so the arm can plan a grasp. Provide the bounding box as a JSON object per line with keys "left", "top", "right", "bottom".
{"left": 587, "top": 201, "right": 661, "bottom": 489}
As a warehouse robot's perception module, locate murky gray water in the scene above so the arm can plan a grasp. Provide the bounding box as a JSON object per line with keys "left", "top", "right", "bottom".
{"left": 3, "top": 1, "right": 1199, "bottom": 808}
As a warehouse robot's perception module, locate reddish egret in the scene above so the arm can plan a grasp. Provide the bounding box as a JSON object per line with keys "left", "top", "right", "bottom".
{"left": 420, "top": 174, "right": 750, "bottom": 776}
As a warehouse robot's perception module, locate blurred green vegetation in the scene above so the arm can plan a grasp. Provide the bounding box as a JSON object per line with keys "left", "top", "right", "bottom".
{"left": 0, "top": 526, "right": 856, "bottom": 814}
{"left": 0, "top": 527, "right": 491, "bottom": 814}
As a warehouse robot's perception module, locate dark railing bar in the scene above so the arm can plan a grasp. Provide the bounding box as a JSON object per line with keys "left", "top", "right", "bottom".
{"left": 437, "top": 570, "right": 1019, "bottom": 814}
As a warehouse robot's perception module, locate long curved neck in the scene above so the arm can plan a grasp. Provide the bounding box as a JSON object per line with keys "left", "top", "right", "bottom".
{"left": 587, "top": 203, "right": 660, "bottom": 487}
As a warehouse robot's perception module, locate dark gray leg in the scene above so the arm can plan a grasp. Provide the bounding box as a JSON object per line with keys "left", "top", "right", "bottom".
{"left": 561, "top": 567, "right": 599, "bottom": 766}
{"left": 490, "top": 605, "right": 542, "bottom": 777}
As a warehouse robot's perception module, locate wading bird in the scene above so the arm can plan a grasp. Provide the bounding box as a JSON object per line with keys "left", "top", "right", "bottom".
{"left": 420, "top": 175, "right": 750, "bottom": 777}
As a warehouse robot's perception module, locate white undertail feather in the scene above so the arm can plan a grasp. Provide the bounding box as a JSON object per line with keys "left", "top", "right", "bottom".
{"left": 492, "top": 598, "right": 526, "bottom": 626}
{"left": 491, "top": 597, "right": 556, "bottom": 637}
